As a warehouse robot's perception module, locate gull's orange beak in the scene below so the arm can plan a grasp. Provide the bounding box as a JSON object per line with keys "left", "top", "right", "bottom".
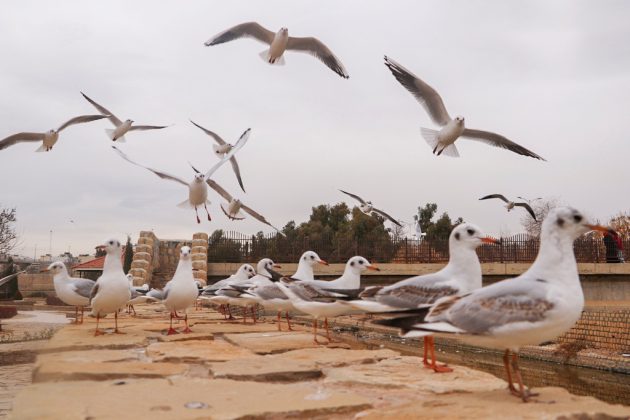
{"left": 481, "top": 237, "right": 501, "bottom": 245}
{"left": 318, "top": 259, "right": 329, "bottom": 266}
{"left": 273, "top": 264, "right": 282, "bottom": 269}
{"left": 367, "top": 264, "right": 380, "bottom": 271}
{"left": 41, "top": 269, "right": 49, "bottom": 272}
{"left": 586, "top": 224, "right": 609, "bottom": 233}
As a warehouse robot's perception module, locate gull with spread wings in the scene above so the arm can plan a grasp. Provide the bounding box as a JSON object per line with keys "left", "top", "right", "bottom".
{"left": 190, "top": 120, "right": 246, "bottom": 192}
{"left": 204, "top": 22, "right": 349, "bottom": 79}
{"left": 479, "top": 194, "right": 537, "bottom": 221}
{"left": 384, "top": 56, "right": 544, "bottom": 160}
{"left": 81, "top": 92, "right": 169, "bottom": 142}
{"left": 0, "top": 114, "right": 108, "bottom": 152}
{"left": 112, "top": 128, "right": 250, "bottom": 223}
{"left": 339, "top": 189, "right": 402, "bottom": 227}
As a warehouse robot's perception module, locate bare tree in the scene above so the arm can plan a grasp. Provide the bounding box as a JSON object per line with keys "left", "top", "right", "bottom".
{"left": 520, "top": 198, "right": 560, "bottom": 237}
{"left": 0, "top": 207, "right": 17, "bottom": 256}
{"left": 609, "top": 211, "right": 630, "bottom": 237}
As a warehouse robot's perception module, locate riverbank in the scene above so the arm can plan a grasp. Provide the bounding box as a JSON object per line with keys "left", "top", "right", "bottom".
{"left": 6, "top": 305, "right": 630, "bottom": 419}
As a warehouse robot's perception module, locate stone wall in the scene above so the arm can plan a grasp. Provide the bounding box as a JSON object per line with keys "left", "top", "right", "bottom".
{"left": 17, "top": 273, "right": 54, "bottom": 297}
{"left": 128, "top": 231, "right": 158, "bottom": 287}
{"left": 191, "top": 232, "right": 208, "bottom": 286}
{"left": 557, "top": 306, "right": 630, "bottom": 353}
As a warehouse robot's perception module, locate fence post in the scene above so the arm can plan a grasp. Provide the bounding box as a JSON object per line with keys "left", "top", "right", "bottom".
{"left": 404, "top": 238, "right": 408, "bottom": 264}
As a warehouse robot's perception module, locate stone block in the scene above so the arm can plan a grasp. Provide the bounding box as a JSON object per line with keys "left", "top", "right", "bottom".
{"left": 135, "top": 244, "right": 152, "bottom": 254}
{"left": 192, "top": 261, "right": 206, "bottom": 271}
{"left": 193, "top": 232, "right": 209, "bottom": 241}
{"left": 192, "top": 239, "right": 207, "bottom": 248}
{"left": 191, "top": 253, "right": 206, "bottom": 262}
{"left": 191, "top": 246, "right": 207, "bottom": 254}
{"left": 137, "top": 237, "right": 154, "bottom": 247}
{"left": 131, "top": 260, "right": 150, "bottom": 271}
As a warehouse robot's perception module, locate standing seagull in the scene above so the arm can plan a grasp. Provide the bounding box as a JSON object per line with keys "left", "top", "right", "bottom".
{"left": 163, "top": 246, "right": 198, "bottom": 335}
{"left": 112, "top": 128, "right": 249, "bottom": 223}
{"left": 190, "top": 120, "right": 247, "bottom": 192}
{"left": 81, "top": 92, "right": 169, "bottom": 142}
{"left": 339, "top": 190, "right": 402, "bottom": 227}
{"left": 384, "top": 56, "right": 544, "bottom": 160}
{"left": 400, "top": 208, "right": 607, "bottom": 401}
{"left": 479, "top": 194, "right": 537, "bottom": 221}
{"left": 0, "top": 114, "right": 109, "bottom": 152}
{"left": 204, "top": 22, "right": 349, "bottom": 79}
{"left": 46, "top": 262, "right": 94, "bottom": 324}
{"left": 89, "top": 238, "right": 131, "bottom": 336}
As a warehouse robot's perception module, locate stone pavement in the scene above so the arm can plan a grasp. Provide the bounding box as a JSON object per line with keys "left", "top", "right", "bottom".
{"left": 8, "top": 305, "right": 630, "bottom": 419}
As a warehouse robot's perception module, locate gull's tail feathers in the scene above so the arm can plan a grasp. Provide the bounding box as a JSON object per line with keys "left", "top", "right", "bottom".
{"left": 259, "top": 49, "right": 285, "bottom": 66}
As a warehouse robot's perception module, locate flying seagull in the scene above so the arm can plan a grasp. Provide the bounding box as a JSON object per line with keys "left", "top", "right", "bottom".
{"left": 339, "top": 190, "right": 402, "bottom": 227}
{"left": 384, "top": 56, "right": 544, "bottom": 160}
{"left": 479, "top": 194, "right": 537, "bottom": 221}
{"left": 81, "top": 92, "right": 169, "bottom": 142}
{"left": 204, "top": 22, "right": 349, "bottom": 79}
{"left": 190, "top": 120, "right": 246, "bottom": 192}
{"left": 517, "top": 196, "right": 543, "bottom": 204}
{"left": 112, "top": 128, "right": 249, "bottom": 223}
{"left": 0, "top": 114, "right": 109, "bottom": 152}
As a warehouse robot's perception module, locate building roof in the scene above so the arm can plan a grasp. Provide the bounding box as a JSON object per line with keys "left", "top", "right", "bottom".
{"left": 72, "top": 247, "right": 127, "bottom": 271}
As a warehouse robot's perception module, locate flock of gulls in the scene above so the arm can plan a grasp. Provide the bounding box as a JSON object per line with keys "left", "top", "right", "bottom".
{"left": 7, "top": 19, "right": 608, "bottom": 404}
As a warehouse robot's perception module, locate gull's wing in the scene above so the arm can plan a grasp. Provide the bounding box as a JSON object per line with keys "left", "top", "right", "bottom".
{"left": 375, "top": 274, "right": 458, "bottom": 309}
{"left": 241, "top": 203, "right": 284, "bottom": 235}
{"left": 372, "top": 208, "right": 403, "bottom": 227}
{"left": 204, "top": 22, "right": 275, "bottom": 46}
{"left": 56, "top": 115, "right": 109, "bottom": 132}
{"left": 80, "top": 92, "right": 122, "bottom": 126}
{"left": 289, "top": 282, "right": 344, "bottom": 301}
{"left": 229, "top": 157, "right": 245, "bottom": 193}
{"left": 72, "top": 279, "right": 95, "bottom": 299}
{"left": 514, "top": 202, "right": 537, "bottom": 221}
{"left": 112, "top": 146, "right": 188, "bottom": 186}
{"left": 253, "top": 284, "right": 288, "bottom": 301}
{"left": 88, "top": 282, "right": 100, "bottom": 304}
{"left": 425, "top": 278, "right": 555, "bottom": 335}
{"left": 205, "top": 179, "right": 233, "bottom": 202}
{"left": 479, "top": 194, "right": 510, "bottom": 203}
{"left": 339, "top": 189, "right": 366, "bottom": 205}
{"left": 286, "top": 36, "right": 349, "bottom": 79}
{"left": 0, "top": 132, "right": 44, "bottom": 150}
{"left": 128, "top": 125, "right": 169, "bottom": 132}
{"left": 384, "top": 56, "right": 451, "bottom": 126}
{"left": 189, "top": 120, "right": 227, "bottom": 145}
{"left": 462, "top": 128, "right": 545, "bottom": 161}
{"left": 205, "top": 128, "right": 250, "bottom": 178}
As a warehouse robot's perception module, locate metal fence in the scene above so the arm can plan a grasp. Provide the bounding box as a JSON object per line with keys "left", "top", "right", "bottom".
{"left": 207, "top": 231, "right": 629, "bottom": 264}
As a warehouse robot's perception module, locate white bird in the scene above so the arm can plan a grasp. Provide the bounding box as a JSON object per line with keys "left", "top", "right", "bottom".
{"left": 339, "top": 190, "right": 402, "bottom": 227}
{"left": 384, "top": 56, "right": 545, "bottom": 160}
{"left": 204, "top": 22, "right": 349, "bottom": 78}
{"left": 291, "top": 251, "right": 329, "bottom": 281}
{"left": 46, "top": 261, "right": 95, "bottom": 324}
{"left": 190, "top": 120, "right": 247, "bottom": 192}
{"left": 162, "top": 246, "right": 198, "bottom": 335}
{"left": 352, "top": 224, "right": 498, "bottom": 372}
{"left": 479, "top": 194, "right": 537, "bottom": 221}
{"left": 89, "top": 238, "right": 131, "bottom": 336}
{"left": 125, "top": 275, "right": 153, "bottom": 316}
{"left": 0, "top": 114, "right": 109, "bottom": 152}
{"left": 81, "top": 92, "right": 169, "bottom": 142}
{"left": 112, "top": 128, "right": 249, "bottom": 223}
{"left": 413, "top": 215, "right": 427, "bottom": 240}
{"left": 200, "top": 264, "right": 256, "bottom": 319}
{"left": 401, "top": 208, "right": 607, "bottom": 401}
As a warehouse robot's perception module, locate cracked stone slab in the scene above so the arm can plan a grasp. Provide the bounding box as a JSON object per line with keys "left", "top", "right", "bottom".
{"left": 40, "top": 324, "right": 150, "bottom": 353}
{"left": 224, "top": 331, "right": 350, "bottom": 354}
{"left": 33, "top": 360, "right": 188, "bottom": 382}
{"left": 324, "top": 356, "right": 506, "bottom": 394}
{"left": 10, "top": 378, "right": 372, "bottom": 420}
{"left": 278, "top": 347, "right": 399, "bottom": 367}
{"left": 36, "top": 349, "right": 144, "bottom": 365}
{"left": 146, "top": 339, "right": 255, "bottom": 363}
{"left": 209, "top": 357, "right": 322, "bottom": 382}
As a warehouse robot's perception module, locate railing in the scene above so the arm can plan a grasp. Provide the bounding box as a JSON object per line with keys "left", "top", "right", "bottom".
{"left": 207, "top": 231, "right": 629, "bottom": 264}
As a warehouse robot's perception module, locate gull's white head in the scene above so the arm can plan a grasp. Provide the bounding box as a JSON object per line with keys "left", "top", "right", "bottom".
{"left": 449, "top": 223, "right": 499, "bottom": 250}
{"left": 257, "top": 258, "right": 281, "bottom": 274}
{"left": 179, "top": 246, "right": 191, "bottom": 260}
{"left": 47, "top": 129, "right": 56, "bottom": 135}
{"left": 46, "top": 261, "right": 67, "bottom": 275}
{"left": 103, "top": 238, "right": 122, "bottom": 254}
{"left": 454, "top": 116, "right": 465, "bottom": 125}
{"left": 125, "top": 119, "right": 134, "bottom": 124}
{"left": 299, "top": 251, "right": 328, "bottom": 267}
{"left": 236, "top": 264, "right": 256, "bottom": 278}
{"left": 279, "top": 27, "right": 288, "bottom": 35}
{"left": 542, "top": 207, "right": 608, "bottom": 241}
{"left": 193, "top": 173, "right": 205, "bottom": 183}
{"left": 346, "top": 256, "right": 379, "bottom": 275}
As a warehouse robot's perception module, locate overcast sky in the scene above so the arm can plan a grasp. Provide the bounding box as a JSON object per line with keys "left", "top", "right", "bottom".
{"left": 1, "top": 0, "right": 629, "bottom": 257}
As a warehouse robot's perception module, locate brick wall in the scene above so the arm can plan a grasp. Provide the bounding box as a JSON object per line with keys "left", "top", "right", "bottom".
{"left": 557, "top": 306, "right": 630, "bottom": 352}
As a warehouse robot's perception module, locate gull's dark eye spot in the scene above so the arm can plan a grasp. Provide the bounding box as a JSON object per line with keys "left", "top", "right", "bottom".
{"left": 454, "top": 233, "right": 460, "bottom": 240}
{"left": 573, "top": 214, "right": 583, "bottom": 223}
{"left": 557, "top": 218, "right": 565, "bottom": 227}
{"left": 310, "top": 255, "right": 315, "bottom": 260}
{"left": 109, "top": 241, "right": 113, "bottom": 245}
{"left": 467, "top": 229, "right": 475, "bottom": 236}
{"left": 350, "top": 261, "right": 355, "bottom": 267}
{"left": 303, "top": 256, "right": 307, "bottom": 261}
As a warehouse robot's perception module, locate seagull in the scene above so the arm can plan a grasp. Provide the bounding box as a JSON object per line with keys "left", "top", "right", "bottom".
{"left": 339, "top": 190, "right": 402, "bottom": 227}
{"left": 517, "top": 196, "right": 543, "bottom": 204}
{"left": 125, "top": 274, "right": 153, "bottom": 316}
{"left": 291, "top": 251, "right": 328, "bottom": 281}
{"left": 413, "top": 215, "right": 427, "bottom": 240}
{"left": 190, "top": 120, "right": 247, "bottom": 192}
{"left": 89, "top": 238, "right": 131, "bottom": 336}
{"left": 200, "top": 264, "right": 256, "bottom": 319}
{"left": 199, "top": 176, "right": 283, "bottom": 235}
{"left": 46, "top": 261, "right": 95, "bottom": 324}
{"left": 383, "top": 56, "right": 545, "bottom": 160}
{"left": 0, "top": 114, "right": 109, "bottom": 152}
{"left": 348, "top": 223, "right": 499, "bottom": 372}
{"left": 163, "top": 246, "right": 198, "bottom": 335}
{"left": 204, "top": 22, "right": 349, "bottom": 78}
{"left": 399, "top": 208, "right": 607, "bottom": 401}
{"left": 479, "top": 194, "right": 537, "bottom": 221}
{"left": 112, "top": 128, "right": 249, "bottom": 223}
{"left": 80, "top": 92, "right": 169, "bottom": 142}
